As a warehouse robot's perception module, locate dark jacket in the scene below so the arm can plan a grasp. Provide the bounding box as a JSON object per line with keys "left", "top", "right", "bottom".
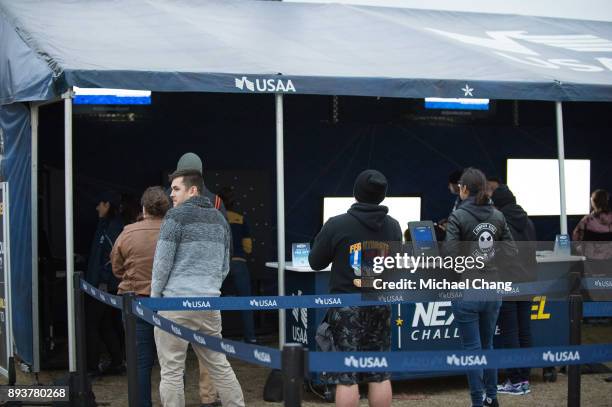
{"left": 491, "top": 185, "right": 536, "bottom": 242}
{"left": 309, "top": 202, "right": 402, "bottom": 293}
{"left": 492, "top": 185, "right": 537, "bottom": 281}
{"left": 445, "top": 196, "right": 517, "bottom": 274}
{"left": 86, "top": 216, "right": 124, "bottom": 292}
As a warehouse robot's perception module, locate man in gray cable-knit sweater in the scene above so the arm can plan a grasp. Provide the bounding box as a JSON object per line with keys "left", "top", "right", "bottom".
{"left": 152, "top": 170, "right": 244, "bottom": 407}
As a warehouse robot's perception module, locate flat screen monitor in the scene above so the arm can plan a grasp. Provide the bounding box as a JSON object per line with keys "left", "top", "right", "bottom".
{"left": 323, "top": 197, "right": 421, "bottom": 231}
{"left": 506, "top": 159, "right": 590, "bottom": 216}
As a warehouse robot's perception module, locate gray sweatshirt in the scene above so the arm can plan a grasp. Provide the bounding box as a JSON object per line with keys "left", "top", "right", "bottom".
{"left": 151, "top": 195, "right": 230, "bottom": 298}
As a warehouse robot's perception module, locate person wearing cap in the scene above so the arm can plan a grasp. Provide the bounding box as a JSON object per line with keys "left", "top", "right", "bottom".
{"left": 309, "top": 170, "right": 401, "bottom": 407}
{"left": 174, "top": 152, "right": 226, "bottom": 217}
{"left": 85, "top": 190, "right": 125, "bottom": 375}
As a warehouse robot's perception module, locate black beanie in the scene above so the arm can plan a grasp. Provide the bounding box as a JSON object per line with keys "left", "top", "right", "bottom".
{"left": 353, "top": 170, "right": 388, "bottom": 204}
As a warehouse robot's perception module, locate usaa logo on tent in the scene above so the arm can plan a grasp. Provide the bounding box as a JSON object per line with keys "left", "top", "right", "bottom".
{"left": 235, "top": 76, "right": 296, "bottom": 93}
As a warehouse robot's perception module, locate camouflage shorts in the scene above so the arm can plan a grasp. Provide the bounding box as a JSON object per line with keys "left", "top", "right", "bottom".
{"left": 325, "top": 305, "right": 391, "bottom": 385}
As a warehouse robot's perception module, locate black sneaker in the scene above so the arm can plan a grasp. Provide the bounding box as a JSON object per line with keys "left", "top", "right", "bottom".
{"left": 483, "top": 397, "right": 499, "bottom": 407}
{"left": 200, "top": 400, "right": 222, "bottom": 407}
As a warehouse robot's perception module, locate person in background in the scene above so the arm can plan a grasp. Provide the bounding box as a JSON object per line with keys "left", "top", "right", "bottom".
{"left": 309, "top": 169, "right": 401, "bottom": 407}
{"left": 112, "top": 186, "right": 171, "bottom": 407}
{"left": 437, "top": 169, "right": 464, "bottom": 238}
{"left": 491, "top": 184, "right": 536, "bottom": 396}
{"left": 174, "top": 152, "right": 226, "bottom": 215}
{"left": 217, "top": 187, "right": 257, "bottom": 344}
{"left": 172, "top": 152, "right": 223, "bottom": 407}
{"left": 486, "top": 176, "right": 502, "bottom": 198}
{"left": 572, "top": 189, "right": 612, "bottom": 383}
{"left": 152, "top": 170, "right": 244, "bottom": 407}
{"left": 573, "top": 189, "right": 612, "bottom": 259}
{"left": 445, "top": 168, "right": 517, "bottom": 407}
{"left": 85, "top": 190, "right": 125, "bottom": 375}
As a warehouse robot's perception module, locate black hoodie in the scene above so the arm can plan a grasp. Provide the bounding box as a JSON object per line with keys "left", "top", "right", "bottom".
{"left": 491, "top": 185, "right": 536, "bottom": 242}
{"left": 309, "top": 202, "right": 402, "bottom": 293}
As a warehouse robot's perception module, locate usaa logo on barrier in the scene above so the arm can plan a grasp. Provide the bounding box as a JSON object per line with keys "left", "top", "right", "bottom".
{"left": 221, "top": 342, "right": 236, "bottom": 354}
{"left": 110, "top": 297, "right": 117, "bottom": 306}
{"left": 531, "top": 296, "right": 551, "bottom": 320}
{"left": 543, "top": 350, "right": 580, "bottom": 363}
{"left": 234, "top": 76, "right": 296, "bottom": 93}
{"left": 344, "top": 355, "right": 388, "bottom": 369}
{"left": 249, "top": 298, "right": 278, "bottom": 307}
{"left": 193, "top": 333, "right": 207, "bottom": 346}
{"left": 314, "top": 297, "right": 342, "bottom": 306}
{"left": 171, "top": 324, "right": 182, "bottom": 336}
{"left": 152, "top": 314, "right": 162, "bottom": 327}
{"left": 135, "top": 305, "right": 144, "bottom": 316}
{"left": 253, "top": 350, "right": 272, "bottom": 364}
{"left": 182, "top": 299, "right": 211, "bottom": 309}
{"left": 446, "top": 354, "right": 488, "bottom": 367}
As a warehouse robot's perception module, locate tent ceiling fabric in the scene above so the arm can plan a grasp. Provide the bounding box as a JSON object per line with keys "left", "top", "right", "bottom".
{"left": 1, "top": 0, "right": 612, "bottom": 102}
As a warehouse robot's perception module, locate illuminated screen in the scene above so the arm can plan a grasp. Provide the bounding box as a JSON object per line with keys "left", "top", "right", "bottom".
{"left": 507, "top": 159, "right": 590, "bottom": 216}
{"left": 323, "top": 197, "right": 421, "bottom": 229}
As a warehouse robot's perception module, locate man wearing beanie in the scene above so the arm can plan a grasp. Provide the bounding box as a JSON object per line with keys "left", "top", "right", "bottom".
{"left": 309, "top": 169, "right": 401, "bottom": 407}
{"left": 174, "top": 152, "right": 226, "bottom": 217}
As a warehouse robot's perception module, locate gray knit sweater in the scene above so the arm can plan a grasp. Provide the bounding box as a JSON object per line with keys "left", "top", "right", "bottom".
{"left": 151, "top": 195, "right": 230, "bottom": 298}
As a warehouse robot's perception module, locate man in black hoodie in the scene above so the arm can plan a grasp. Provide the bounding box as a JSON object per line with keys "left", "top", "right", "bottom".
{"left": 309, "top": 170, "right": 401, "bottom": 407}
{"left": 491, "top": 184, "right": 536, "bottom": 396}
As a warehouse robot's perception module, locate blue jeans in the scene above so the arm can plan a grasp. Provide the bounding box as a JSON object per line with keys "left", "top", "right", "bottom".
{"left": 228, "top": 260, "right": 256, "bottom": 342}
{"left": 136, "top": 317, "right": 155, "bottom": 407}
{"left": 498, "top": 301, "right": 532, "bottom": 383}
{"left": 452, "top": 300, "right": 502, "bottom": 407}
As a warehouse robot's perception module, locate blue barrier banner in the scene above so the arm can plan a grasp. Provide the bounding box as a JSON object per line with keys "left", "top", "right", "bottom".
{"left": 308, "top": 343, "right": 612, "bottom": 373}
{"left": 584, "top": 302, "right": 612, "bottom": 318}
{"left": 582, "top": 278, "right": 612, "bottom": 291}
{"left": 139, "top": 293, "right": 380, "bottom": 311}
{"left": 133, "top": 302, "right": 281, "bottom": 370}
{"left": 138, "top": 279, "right": 568, "bottom": 311}
{"left": 80, "top": 280, "right": 123, "bottom": 309}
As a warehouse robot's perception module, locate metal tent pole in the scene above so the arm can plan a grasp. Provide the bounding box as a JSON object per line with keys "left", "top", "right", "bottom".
{"left": 30, "top": 104, "right": 40, "bottom": 373}
{"left": 63, "top": 91, "right": 76, "bottom": 372}
{"left": 555, "top": 102, "right": 568, "bottom": 235}
{"left": 276, "top": 93, "right": 286, "bottom": 348}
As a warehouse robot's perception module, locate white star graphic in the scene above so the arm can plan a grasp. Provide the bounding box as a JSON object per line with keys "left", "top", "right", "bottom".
{"left": 462, "top": 84, "right": 474, "bottom": 97}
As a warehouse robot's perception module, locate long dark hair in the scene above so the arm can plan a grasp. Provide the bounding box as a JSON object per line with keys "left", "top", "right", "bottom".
{"left": 460, "top": 168, "right": 489, "bottom": 205}
{"left": 592, "top": 189, "right": 610, "bottom": 213}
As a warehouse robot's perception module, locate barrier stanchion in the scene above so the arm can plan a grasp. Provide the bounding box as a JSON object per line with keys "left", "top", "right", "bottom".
{"left": 122, "top": 293, "right": 140, "bottom": 407}
{"left": 282, "top": 343, "right": 307, "bottom": 407}
{"left": 72, "top": 272, "right": 88, "bottom": 407}
{"left": 568, "top": 294, "right": 583, "bottom": 407}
